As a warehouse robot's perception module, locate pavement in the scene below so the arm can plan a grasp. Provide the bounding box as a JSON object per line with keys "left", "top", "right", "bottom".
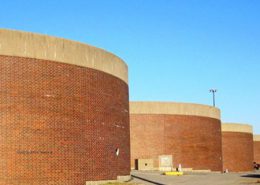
{"left": 129, "top": 170, "right": 260, "bottom": 185}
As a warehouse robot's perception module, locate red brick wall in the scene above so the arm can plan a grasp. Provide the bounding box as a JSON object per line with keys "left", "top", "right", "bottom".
{"left": 0, "top": 55, "right": 130, "bottom": 184}
{"left": 130, "top": 114, "right": 222, "bottom": 171}
{"left": 254, "top": 141, "right": 260, "bottom": 163}
{"left": 222, "top": 132, "right": 253, "bottom": 172}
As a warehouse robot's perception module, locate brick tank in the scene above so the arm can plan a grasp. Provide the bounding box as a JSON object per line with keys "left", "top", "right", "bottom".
{"left": 0, "top": 29, "right": 130, "bottom": 184}
{"left": 222, "top": 123, "right": 253, "bottom": 172}
{"left": 254, "top": 135, "right": 260, "bottom": 163}
{"left": 130, "top": 102, "right": 222, "bottom": 171}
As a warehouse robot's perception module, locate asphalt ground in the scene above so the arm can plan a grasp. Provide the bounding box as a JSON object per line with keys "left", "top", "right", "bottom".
{"left": 130, "top": 170, "right": 260, "bottom": 185}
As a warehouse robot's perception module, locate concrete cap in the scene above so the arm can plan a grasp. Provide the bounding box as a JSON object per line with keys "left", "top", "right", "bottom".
{"left": 130, "top": 101, "right": 221, "bottom": 120}
{"left": 0, "top": 29, "right": 128, "bottom": 83}
{"left": 221, "top": 123, "right": 253, "bottom": 134}
{"left": 254, "top": 135, "right": 260, "bottom": 141}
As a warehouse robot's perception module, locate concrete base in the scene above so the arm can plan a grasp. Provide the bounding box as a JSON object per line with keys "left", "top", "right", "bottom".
{"left": 192, "top": 170, "right": 211, "bottom": 173}
{"left": 117, "top": 175, "right": 131, "bottom": 181}
{"left": 159, "top": 167, "right": 173, "bottom": 171}
{"left": 170, "top": 168, "right": 193, "bottom": 172}
{"left": 85, "top": 175, "right": 131, "bottom": 185}
{"left": 182, "top": 168, "right": 193, "bottom": 172}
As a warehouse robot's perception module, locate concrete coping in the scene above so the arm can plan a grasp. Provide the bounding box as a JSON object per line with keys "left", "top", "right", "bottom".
{"left": 85, "top": 175, "right": 131, "bottom": 185}
{"left": 130, "top": 101, "right": 221, "bottom": 120}
{"left": 0, "top": 29, "right": 128, "bottom": 83}
{"left": 254, "top": 135, "right": 260, "bottom": 141}
{"left": 221, "top": 123, "right": 253, "bottom": 134}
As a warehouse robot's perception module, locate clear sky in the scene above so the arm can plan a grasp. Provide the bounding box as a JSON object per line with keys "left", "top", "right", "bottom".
{"left": 1, "top": 0, "right": 260, "bottom": 133}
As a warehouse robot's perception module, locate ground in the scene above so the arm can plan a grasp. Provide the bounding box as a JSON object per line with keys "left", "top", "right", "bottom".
{"left": 102, "top": 183, "right": 139, "bottom": 185}
{"left": 103, "top": 170, "right": 260, "bottom": 185}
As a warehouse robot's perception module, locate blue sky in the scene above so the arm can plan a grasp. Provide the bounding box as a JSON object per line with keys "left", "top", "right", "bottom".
{"left": 1, "top": 0, "right": 260, "bottom": 133}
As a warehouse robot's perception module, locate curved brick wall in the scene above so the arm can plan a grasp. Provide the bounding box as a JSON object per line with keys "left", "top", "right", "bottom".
{"left": 130, "top": 102, "right": 222, "bottom": 171}
{"left": 222, "top": 123, "right": 253, "bottom": 172}
{"left": 254, "top": 135, "right": 260, "bottom": 163}
{"left": 0, "top": 30, "right": 130, "bottom": 184}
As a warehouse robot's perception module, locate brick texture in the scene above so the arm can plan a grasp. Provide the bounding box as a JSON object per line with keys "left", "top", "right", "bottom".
{"left": 254, "top": 141, "right": 260, "bottom": 163}
{"left": 0, "top": 55, "right": 130, "bottom": 185}
{"left": 222, "top": 132, "right": 253, "bottom": 172}
{"left": 130, "top": 114, "right": 222, "bottom": 171}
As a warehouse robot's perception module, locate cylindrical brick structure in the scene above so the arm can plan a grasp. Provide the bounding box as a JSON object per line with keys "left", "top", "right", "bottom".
{"left": 130, "top": 101, "right": 222, "bottom": 171}
{"left": 222, "top": 123, "right": 253, "bottom": 172}
{"left": 253, "top": 135, "right": 260, "bottom": 163}
{"left": 0, "top": 29, "right": 130, "bottom": 184}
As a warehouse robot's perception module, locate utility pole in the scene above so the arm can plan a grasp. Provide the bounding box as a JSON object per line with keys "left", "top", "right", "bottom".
{"left": 209, "top": 89, "right": 217, "bottom": 107}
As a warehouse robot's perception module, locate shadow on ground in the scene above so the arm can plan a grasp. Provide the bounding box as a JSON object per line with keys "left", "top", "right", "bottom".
{"left": 241, "top": 174, "right": 260, "bottom": 178}
{"left": 131, "top": 175, "right": 166, "bottom": 185}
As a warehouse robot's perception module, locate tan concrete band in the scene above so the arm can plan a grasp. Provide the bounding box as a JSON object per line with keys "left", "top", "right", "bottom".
{"left": 85, "top": 175, "right": 131, "bottom": 185}
{"left": 0, "top": 29, "right": 128, "bottom": 83}
{"left": 254, "top": 135, "right": 260, "bottom": 141}
{"left": 222, "top": 123, "right": 253, "bottom": 134}
{"left": 130, "top": 101, "right": 221, "bottom": 120}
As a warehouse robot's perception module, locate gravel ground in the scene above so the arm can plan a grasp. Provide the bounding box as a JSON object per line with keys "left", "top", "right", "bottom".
{"left": 129, "top": 170, "right": 260, "bottom": 185}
